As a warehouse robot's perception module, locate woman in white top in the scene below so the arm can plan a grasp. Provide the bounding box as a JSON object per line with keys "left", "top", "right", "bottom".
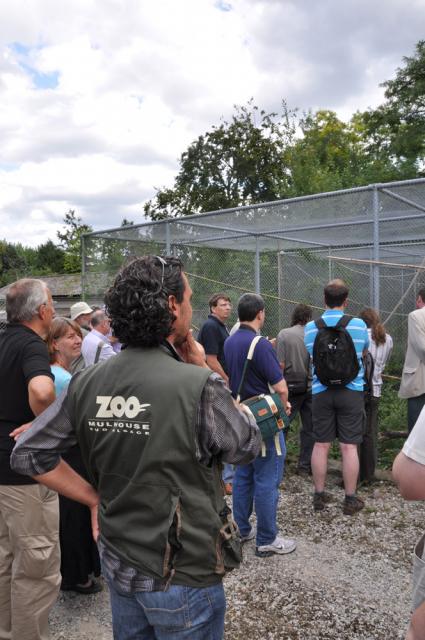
{"left": 359, "top": 308, "right": 393, "bottom": 484}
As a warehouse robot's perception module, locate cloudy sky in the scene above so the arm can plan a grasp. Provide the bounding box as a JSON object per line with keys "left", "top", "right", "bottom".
{"left": 0, "top": 0, "right": 424, "bottom": 247}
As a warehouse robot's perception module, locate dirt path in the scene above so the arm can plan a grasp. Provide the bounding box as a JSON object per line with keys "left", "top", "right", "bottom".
{"left": 50, "top": 471, "right": 423, "bottom": 639}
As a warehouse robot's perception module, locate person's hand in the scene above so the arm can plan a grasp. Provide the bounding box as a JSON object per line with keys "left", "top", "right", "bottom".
{"left": 177, "top": 331, "right": 208, "bottom": 367}
{"left": 90, "top": 503, "right": 99, "bottom": 542}
{"left": 10, "top": 422, "right": 32, "bottom": 441}
{"left": 285, "top": 401, "right": 292, "bottom": 416}
{"left": 269, "top": 337, "right": 276, "bottom": 348}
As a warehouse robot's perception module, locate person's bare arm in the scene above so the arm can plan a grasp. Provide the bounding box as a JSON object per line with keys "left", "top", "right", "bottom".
{"left": 407, "top": 600, "right": 425, "bottom": 640}
{"left": 392, "top": 452, "right": 425, "bottom": 500}
{"left": 28, "top": 375, "right": 55, "bottom": 416}
{"left": 33, "top": 459, "right": 100, "bottom": 540}
{"left": 205, "top": 354, "right": 229, "bottom": 384}
{"left": 272, "top": 378, "right": 291, "bottom": 415}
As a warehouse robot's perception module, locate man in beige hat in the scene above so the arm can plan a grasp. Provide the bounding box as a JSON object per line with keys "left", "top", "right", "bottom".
{"left": 70, "top": 301, "right": 93, "bottom": 335}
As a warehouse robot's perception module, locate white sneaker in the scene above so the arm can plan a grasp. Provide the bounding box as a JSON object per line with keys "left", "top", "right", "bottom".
{"left": 240, "top": 527, "right": 256, "bottom": 543}
{"left": 256, "top": 536, "right": 297, "bottom": 557}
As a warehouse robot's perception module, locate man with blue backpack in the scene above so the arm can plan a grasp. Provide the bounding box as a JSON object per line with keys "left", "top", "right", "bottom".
{"left": 304, "top": 279, "right": 369, "bottom": 515}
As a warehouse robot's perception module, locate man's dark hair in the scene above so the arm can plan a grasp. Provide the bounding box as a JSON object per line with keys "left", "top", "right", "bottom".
{"left": 324, "top": 279, "right": 349, "bottom": 308}
{"left": 105, "top": 256, "right": 185, "bottom": 347}
{"left": 238, "top": 293, "right": 265, "bottom": 322}
{"left": 417, "top": 288, "right": 425, "bottom": 304}
{"left": 209, "top": 293, "right": 231, "bottom": 312}
{"left": 290, "top": 304, "right": 312, "bottom": 326}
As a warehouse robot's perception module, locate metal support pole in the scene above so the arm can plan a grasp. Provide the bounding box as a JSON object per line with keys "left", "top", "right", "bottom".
{"left": 277, "top": 251, "right": 284, "bottom": 328}
{"left": 328, "top": 247, "right": 332, "bottom": 281}
{"left": 255, "top": 238, "right": 261, "bottom": 294}
{"left": 372, "top": 187, "right": 380, "bottom": 312}
{"left": 165, "top": 223, "right": 171, "bottom": 255}
{"left": 81, "top": 234, "right": 86, "bottom": 301}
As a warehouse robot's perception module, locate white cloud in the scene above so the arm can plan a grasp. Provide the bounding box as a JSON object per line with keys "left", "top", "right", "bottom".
{"left": 0, "top": 0, "right": 424, "bottom": 246}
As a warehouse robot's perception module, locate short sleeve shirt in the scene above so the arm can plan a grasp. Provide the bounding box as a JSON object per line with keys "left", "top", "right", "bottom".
{"left": 224, "top": 325, "right": 283, "bottom": 400}
{"left": 304, "top": 310, "right": 369, "bottom": 395}
{"left": 402, "top": 406, "right": 425, "bottom": 465}
{"left": 197, "top": 315, "right": 230, "bottom": 374}
{"left": 0, "top": 324, "right": 53, "bottom": 484}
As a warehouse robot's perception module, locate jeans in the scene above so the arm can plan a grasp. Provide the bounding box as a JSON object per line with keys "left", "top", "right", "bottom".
{"left": 108, "top": 580, "right": 226, "bottom": 640}
{"left": 232, "top": 431, "right": 286, "bottom": 546}
{"left": 222, "top": 463, "right": 234, "bottom": 484}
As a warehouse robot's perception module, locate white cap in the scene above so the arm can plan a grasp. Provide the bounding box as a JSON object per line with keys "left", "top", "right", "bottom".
{"left": 70, "top": 301, "right": 93, "bottom": 321}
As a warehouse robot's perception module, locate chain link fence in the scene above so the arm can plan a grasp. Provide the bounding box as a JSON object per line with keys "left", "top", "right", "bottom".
{"left": 83, "top": 178, "right": 425, "bottom": 370}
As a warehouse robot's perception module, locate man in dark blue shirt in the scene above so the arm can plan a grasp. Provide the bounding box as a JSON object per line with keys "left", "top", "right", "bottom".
{"left": 197, "top": 293, "right": 232, "bottom": 385}
{"left": 224, "top": 293, "right": 296, "bottom": 557}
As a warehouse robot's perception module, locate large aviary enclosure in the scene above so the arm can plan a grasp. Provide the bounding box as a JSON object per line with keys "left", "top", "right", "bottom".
{"left": 82, "top": 178, "right": 425, "bottom": 364}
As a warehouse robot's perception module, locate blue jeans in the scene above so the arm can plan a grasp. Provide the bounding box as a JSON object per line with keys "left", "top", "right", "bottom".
{"left": 108, "top": 580, "right": 226, "bottom": 640}
{"left": 233, "top": 432, "right": 286, "bottom": 546}
{"left": 222, "top": 463, "right": 234, "bottom": 484}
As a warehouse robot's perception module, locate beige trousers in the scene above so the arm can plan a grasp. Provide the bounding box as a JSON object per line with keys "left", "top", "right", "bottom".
{"left": 0, "top": 484, "right": 61, "bottom": 640}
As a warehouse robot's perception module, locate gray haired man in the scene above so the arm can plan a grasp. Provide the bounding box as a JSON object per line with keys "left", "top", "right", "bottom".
{"left": 0, "top": 279, "right": 60, "bottom": 640}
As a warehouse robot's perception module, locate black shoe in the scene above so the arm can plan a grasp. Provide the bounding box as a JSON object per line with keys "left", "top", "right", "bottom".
{"left": 61, "top": 579, "right": 103, "bottom": 595}
{"left": 313, "top": 492, "right": 332, "bottom": 512}
{"left": 342, "top": 496, "right": 365, "bottom": 516}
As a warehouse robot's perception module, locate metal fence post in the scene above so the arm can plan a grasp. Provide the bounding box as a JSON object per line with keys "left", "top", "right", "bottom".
{"left": 372, "top": 186, "right": 380, "bottom": 312}
{"left": 277, "top": 250, "right": 284, "bottom": 327}
{"left": 81, "top": 234, "right": 86, "bottom": 301}
{"left": 165, "top": 223, "right": 170, "bottom": 255}
{"left": 255, "top": 237, "right": 260, "bottom": 294}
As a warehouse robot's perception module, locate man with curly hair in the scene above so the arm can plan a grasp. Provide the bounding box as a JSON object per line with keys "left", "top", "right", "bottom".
{"left": 11, "top": 256, "right": 261, "bottom": 640}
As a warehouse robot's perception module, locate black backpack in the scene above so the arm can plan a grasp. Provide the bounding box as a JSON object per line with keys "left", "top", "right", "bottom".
{"left": 312, "top": 315, "right": 359, "bottom": 388}
{"left": 363, "top": 351, "right": 375, "bottom": 398}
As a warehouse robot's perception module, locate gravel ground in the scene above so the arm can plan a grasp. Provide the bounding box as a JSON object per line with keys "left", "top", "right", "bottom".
{"left": 49, "top": 468, "right": 424, "bottom": 640}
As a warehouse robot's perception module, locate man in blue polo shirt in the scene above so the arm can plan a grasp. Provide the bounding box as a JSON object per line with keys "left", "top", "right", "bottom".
{"left": 224, "top": 293, "right": 296, "bottom": 557}
{"left": 304, "top": 279, "right": 369, "bottom": 515}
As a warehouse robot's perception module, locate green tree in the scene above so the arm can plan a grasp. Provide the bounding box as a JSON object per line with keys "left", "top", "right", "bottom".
{"left": 362, "top": 40, "right": 425, "bottom": 172}
{"left": 0, "top": 240, "right": 26, "bottom": 286}
{"left": 34, "top": 240, "right": 65, "bottom": 273}
{"left": 144, "top": 101, "right": 297, "bottom": 220}
{"left": 287, "top": 110, "right": 406, "bottom": 196}
{"left": 57, "top": 210, "right": 92, "bottom": 273}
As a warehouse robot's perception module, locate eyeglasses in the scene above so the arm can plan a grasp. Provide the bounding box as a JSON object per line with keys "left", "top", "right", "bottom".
{"left": 155, "top": 255, "right": 168, "bottom": 286}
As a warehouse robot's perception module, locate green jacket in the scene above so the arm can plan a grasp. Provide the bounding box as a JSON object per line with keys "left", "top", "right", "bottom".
{"left": 67, "top": 345, "right": 240, "bottom": 587}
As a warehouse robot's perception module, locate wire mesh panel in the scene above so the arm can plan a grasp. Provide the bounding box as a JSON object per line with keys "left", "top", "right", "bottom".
{"left": 83, "top": 178, "right": 425, "bottom": 363}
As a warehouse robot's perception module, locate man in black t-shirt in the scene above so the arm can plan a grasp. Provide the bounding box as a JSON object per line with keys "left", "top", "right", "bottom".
{"left": 0, "top": 279, "right": 59, "bottom": 640}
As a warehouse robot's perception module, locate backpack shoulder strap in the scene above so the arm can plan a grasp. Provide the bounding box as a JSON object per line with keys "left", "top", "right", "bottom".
{"left": 336, "top": 314, "right": 351, "bottom": 329}
{"left": 236, "top": 335, "right": 263, "bottom": 402}
{"left": 246, "top": 334, "right": 263, "bottom": 360}
{"left": 94, "top": 340, "right": 104, "bottom": 364}
{"left": 315, "top": 318, "right": 326, "bottom": 330}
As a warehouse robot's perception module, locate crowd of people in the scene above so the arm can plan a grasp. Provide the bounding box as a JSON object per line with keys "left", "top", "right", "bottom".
{"left": 0, "top": 260, "right": 424, "bottom": 639}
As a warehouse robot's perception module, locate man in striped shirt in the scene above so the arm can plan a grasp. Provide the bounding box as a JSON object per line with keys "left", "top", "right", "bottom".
{"left": 304, "top": 279, "right": 369, "bottom": 515}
